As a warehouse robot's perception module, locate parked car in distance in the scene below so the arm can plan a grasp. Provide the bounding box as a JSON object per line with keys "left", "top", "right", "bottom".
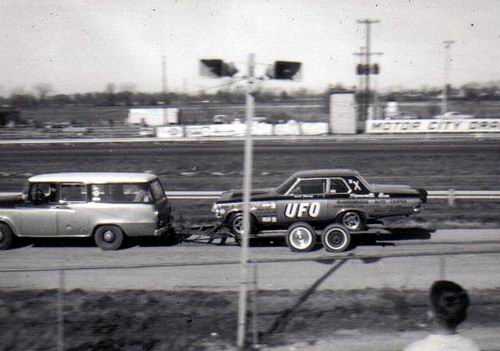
{"left": 212, "top": 169, "right": 427, "bottom": 252}
{"left": 0, "top": 172, "right": 174, "bottom": 250}
{"left": 433, "top": 111, "right": 475, "bottom": 119}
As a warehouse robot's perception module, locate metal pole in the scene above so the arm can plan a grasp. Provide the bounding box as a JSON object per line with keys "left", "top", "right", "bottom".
{"left": 439, "top": 256, "right": 446, "bottom": 280}
{"left": 357, "top": 19, "right": 380, "bottom": 121}
{"left": 442, "top": 40, "right": 455, "bottom": 114}
{"left": 237, "top": 53, "right": 255, "bottom": 349}
{"left": 251, "top": 262, "right": 259, "bottom": 346}
{"left": 57, "top": 270, "right": 65, "bottom": 351}
{"left": 365, "top": 22, "right": 371, "bottom": 121}
{"left": 162, "top": 56, "right": 168, "bottom": 123}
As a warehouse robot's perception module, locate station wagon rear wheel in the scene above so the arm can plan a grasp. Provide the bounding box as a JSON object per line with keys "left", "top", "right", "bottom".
{"left": 0, "top": 223, "right": 14, "bottom": 250}
{"left": 340, "top": 211, "right": 364, "bottom": 232}
{"left": 286, "top": 222, "right": 316, "bottom": 252}
{"left": 94, "top": 225, "right": 125, "bottom": 251}
{"left": 322, "top": 224, "right": 351, "bottom": 253}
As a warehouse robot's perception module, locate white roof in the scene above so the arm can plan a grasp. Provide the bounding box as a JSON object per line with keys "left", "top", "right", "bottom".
{"left": 28, "top": 172, "right": 158, "bottom": 184}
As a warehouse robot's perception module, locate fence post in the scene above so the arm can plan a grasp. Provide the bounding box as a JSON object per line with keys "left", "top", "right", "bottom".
{"left": 57, "top": 270, "right": 65, "bottom": 351}
{"left": 448, "top": 189, "right": 455, "bottom": 207}
{"left": 439, "top": 256, "right": 446, "bottom": 280}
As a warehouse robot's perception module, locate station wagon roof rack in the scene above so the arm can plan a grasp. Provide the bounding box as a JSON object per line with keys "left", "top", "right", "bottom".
{"left": 28, "top": 172, "right": 158, "bottom": 184}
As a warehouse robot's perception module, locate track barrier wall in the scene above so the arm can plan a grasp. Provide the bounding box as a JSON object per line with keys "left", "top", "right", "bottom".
{"left": 156, "top": 121, "right": 329, "bottom": 139}
{"left": 366, "top": 118, "right": 500, "bottom": 133}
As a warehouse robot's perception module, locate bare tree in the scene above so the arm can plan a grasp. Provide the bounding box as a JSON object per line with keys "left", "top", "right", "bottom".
{"left": 33, "top": 83, "right": 53, "bottom": 104}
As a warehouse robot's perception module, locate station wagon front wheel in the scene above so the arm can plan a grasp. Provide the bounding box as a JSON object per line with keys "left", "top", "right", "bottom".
{"left": 94, "top": 225, "right": 125, "bottom": 251}
{"left": 322, "top": 224, "right": 351, "bottom": 253}
{"left": 0, "top": 223, "right": 14, "bottom": 250}
{"left": 286, "top": 222, "right": 316, "bottom": 252}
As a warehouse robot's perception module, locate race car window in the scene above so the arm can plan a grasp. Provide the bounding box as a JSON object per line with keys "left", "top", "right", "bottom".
{"left": 288, "top": 179, "right": 326, "bottom": 195}
{"left": 328, "top": 178, "right": 350, "bottom": 194}
{"left": 343, "top": 176, "right": 370, "bottom": 194}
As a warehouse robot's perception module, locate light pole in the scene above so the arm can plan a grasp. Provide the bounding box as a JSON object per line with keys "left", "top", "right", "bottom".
{"left": 442, "top": 40, "right": 455, "bottom": 114}
{"left": 237, "top": 53, "right": 255, "bottom": 349}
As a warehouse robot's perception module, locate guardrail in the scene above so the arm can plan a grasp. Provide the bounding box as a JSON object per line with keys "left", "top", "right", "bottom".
{"left": 1, "top": 246, "right": 500, "bottom": 273}
{"left": 1, "top": 190, "right": 500, "bottom": 200}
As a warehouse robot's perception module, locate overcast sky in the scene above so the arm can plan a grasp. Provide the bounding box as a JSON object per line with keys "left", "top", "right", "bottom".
{"left": 1, "top": 0, "right": 499, "bottom": 95}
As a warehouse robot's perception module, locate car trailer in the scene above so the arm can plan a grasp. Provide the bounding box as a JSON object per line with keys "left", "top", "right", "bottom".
{"left": 176, "top": 221, "right": 355, "bottom": 253}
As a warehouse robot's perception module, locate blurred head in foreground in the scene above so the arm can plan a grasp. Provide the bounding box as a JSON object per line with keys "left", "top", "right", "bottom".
{"left": 404, "top": 280, "right": 479, "bottom": 351}
{"left": 430, "top": 280, "right": 469, "bottom": 332}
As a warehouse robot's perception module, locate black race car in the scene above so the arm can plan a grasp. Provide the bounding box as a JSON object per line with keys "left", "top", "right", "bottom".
{"left": 212, "top": 169, "right": 427, "bottom": 252}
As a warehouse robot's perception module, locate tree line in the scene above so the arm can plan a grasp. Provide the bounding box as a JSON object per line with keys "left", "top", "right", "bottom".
{"left": 2, "top": 82, "right": 500, "bottom": 109}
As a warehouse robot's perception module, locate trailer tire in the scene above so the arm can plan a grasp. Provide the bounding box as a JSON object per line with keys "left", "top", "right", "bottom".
{"left": 322, "top": 224, "right": 351, "bottom": 253}
{"left": 285, "top": 222, "right": 316, "bottom": 252}
{"left": 0, "top": 223, "right": 14, "bottom": 250}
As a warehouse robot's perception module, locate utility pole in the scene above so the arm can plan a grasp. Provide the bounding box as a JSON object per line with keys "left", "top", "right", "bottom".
{"left": 162, "top": 56, "right": 168, "bottom": 97}
{"left": 237, "top": 53, "right": 255, "bottom": 349}
{"left": 162, "top": 56, "right": 168, "bottom": 122}
{"left": 442, "top": 40, "right": 455, "bottom": 114}
{"left": 356, "top": 19, "right": 381, "bottom": 120}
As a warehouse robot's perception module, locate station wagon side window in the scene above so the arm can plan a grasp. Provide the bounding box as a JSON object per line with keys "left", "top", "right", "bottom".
{"left": 328, "top": 178, "right": 351, "bottom": 194}
{"left": 29, "top": 182, "right": 58, "bottom": 204}
{"left": 288, "top": 179, "right": 326, "bottom": 195}
{"left": 90, "top": 183, "right": 153, "bottom": 203}
{"left": 60, "top": 183, "right": 87, "bottom": 202}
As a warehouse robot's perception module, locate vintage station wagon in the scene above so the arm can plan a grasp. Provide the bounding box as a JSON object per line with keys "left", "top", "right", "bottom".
{"left": 0, "top": 173, "right": 173, "bottom": 250}
{"left": 212, "top": 169, "right": 427, "bottom": 252}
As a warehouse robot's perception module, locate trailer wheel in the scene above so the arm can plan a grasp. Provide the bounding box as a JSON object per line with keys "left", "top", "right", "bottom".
{"left": 286, "top": 222, "right": 316, "bottom": 252}
{"left": 322, "top": 224, "right": 351, "bottom": 253}
{"left": 0, "top": 223, "right": 14, "bottom": 250}
{"left": 339, "top": 211, "right": 365, "bottom": 231}
{"left": 94, "top": 225, "right": 125, "bottom": 251}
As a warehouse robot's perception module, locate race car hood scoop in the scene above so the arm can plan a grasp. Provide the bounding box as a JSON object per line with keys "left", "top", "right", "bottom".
{"left": 218, "top": 188, "right": 277, "bottom": 201}
{"left": 370, "top": 184, "right": 418, "bottom": 195}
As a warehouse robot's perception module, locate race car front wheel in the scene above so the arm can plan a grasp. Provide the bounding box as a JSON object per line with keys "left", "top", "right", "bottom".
{"left": 286, "top": 222, "right": 316, "bottom": 252}
{"left": 228, "top": 213, "right": 256, "bottom": 244}
{"left": 322, "top": 224, "right": 351, "bottom": 253}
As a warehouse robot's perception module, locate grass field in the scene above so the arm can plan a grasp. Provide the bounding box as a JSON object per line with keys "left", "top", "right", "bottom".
{"left": 15, "top": 100, "right": 500, "bottom": 126}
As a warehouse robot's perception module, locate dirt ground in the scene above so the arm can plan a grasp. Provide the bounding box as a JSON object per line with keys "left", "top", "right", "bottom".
{"left": 1, "top": 288, "right": 499, "bottom": 351}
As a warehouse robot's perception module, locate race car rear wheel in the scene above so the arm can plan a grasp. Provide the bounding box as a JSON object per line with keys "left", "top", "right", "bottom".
{"left": 339, "top": 211, "right": 365, "bottom": 232}
{"left": 286, "top": 222, "right": 316, "bottom": 252}
{"left": 322, "top": 224, "right": 351, "bottom": 253}
{"left": 0, "top": 223, "right": 14, "bottom": 250}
